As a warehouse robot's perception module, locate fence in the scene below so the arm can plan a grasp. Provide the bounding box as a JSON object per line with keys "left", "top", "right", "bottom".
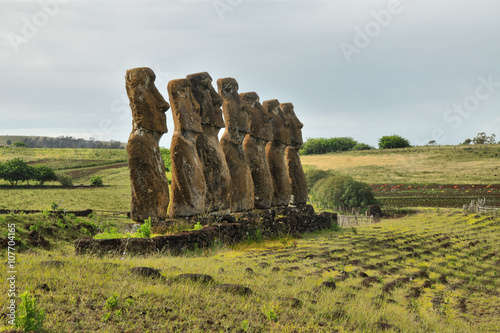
{"left": 337, "top": 214, "right": 380, "bottom": 227}
{"left": 463, "top": 198, "right": 500, "bottom": 213}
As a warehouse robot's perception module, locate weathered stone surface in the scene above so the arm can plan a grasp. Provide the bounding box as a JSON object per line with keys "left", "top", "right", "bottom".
{"left": 241, "top": 92, "right": 274, "bottom": 209}
{"left": 187, "top": 72, "right": 231, "bottom": 213}
{"left": 281, "top": 103, "right": 308, "bottom": 205}
{"left": 75, "top": 213, "right": 335, "bottom": 256}
{"left": 264, "top": 99, "right": 291, "bottom": 207}
{"left": 131, "top": 267, "right": 162, "bottom": 279}
{"left": 126, "top": 67, "right": 170, "bottom": 222}
{"left": 168, "top": 78, "right": 207, "bottom": 218}
{"left": 218, "top": 78, "right": 254, "bottom": 212}
{"left": 216, "top": 284, "right": 253, "bottom": 295}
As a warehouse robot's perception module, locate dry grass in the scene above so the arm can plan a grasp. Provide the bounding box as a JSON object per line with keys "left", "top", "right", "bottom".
{"left": 1, "top": 210, "right": 499, "bottom": 332}
{"left": 301, "top": 146, "right": 500, "bottom": 184}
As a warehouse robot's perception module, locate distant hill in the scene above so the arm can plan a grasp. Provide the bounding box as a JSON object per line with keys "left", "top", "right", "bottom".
{"left": 0, "top": 135, "right": 126, "bottom": 149}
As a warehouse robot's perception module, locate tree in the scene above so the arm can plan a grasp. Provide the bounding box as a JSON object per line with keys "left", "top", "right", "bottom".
{"left": 32, "top": 165, "right": 58, "bottom": 186}
{"left": 6, "top": 139, "right": 12, "bottom": 145}
{"left": 310, "top": 173, "right": 378, "bottom": 211}
{"left": 160, "top": 148, "right": 172, "bottom": 172}
{"left": 428, "top": 140, "right": 436, "bottom": 145}
{"left": 462, "top": 138, "right": 472, "bottom": 145}
{"left": 472, "top": 132, "right": 496, "bottom": 144}
{"left": 13, "top": 141, "right": 27, "bottom": 148}
{"left": 1, "top": 158, "right": 32, "bottom": 186}
{"left": 378, "top": 135, "right": 411, "bottom": 149}
{"left": 353, "top": 143, "right": 374, "bottom": 150}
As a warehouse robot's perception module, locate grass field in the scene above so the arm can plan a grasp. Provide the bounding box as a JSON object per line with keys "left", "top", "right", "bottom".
{"left": 1, "top": 210, "right": 499, "bottom": 332}
{"left": 301, "top": 145, "right": 500, "bottom": 185}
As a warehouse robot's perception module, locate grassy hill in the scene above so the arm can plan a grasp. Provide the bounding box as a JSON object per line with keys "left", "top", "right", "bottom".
{"left": 301, "top": 145, "right": 500, "bottom": 185}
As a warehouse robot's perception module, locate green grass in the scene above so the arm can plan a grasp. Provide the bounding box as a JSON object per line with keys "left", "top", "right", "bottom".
{"left": 301, "top": 145, "right": 500, "bottom": 184}
{"left": 1, "top": 210, "right": 499, "bottom": 332}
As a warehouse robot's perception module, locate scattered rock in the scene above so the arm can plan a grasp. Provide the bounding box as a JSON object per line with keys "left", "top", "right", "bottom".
{"left": 131, "top": 267, "right": 162, "bottom": 279}
{"left": 257, "top": 262, "right": 269, "bottom": 269}
{"left": 321, "top": 281, "right": 336, "bottom": 290}
{"left": 245, "top": 267, "right": 254, "bottom": 276}
{"left": 284, "top": 266, "right": 300, "bottom": 272}
{"left": 215, "top": 284, "right": 252, "bottom": 296}
{"left": 422, "top": 280, "right": 433, "bottom": 288}
{"left": 218, "top": 268, "right": 225, "bottom": 273}
{"left": 271, "top": 267, "right": 281, "bottom": 272}
{"left": 361, "top": 277, "right": 380, "bottom": 288}
{"left": 176, "top": 273, "right": 214, "bottom": 284}
{"left": 37, "top": 283, "right": 51, "bottom": 292}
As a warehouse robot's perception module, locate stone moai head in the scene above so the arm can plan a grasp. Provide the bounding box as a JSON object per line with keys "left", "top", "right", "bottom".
{"left": 280, "top": 103, "right": 303, "bottom": 146}
{"left": 167, "top": 79, "right": 202, "bottom": 135}
{"left": 125, "top": 67, "right": 169, "bottom": 134}
{"left": 240, "top": 92, "right": 273, "bottom": 142}
{"left": 263, "top": 99, "right": 291, "bottom": 146}
{"left": 186, "top": 72, "right": 225, "bottom": 129}
{"left": 217, "top": 78, "right": 249, "bottom": 141}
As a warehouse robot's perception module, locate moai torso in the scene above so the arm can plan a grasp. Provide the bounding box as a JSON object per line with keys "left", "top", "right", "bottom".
{"left": 125, "top": 67, "right": 170, "bottom": 222}
{"left": 241, "top": 92, "right": 273, "bottom": 209}
{"left": 167, "top": 78, "right": 206, "bottom": 217}
{"left": 281, "top": 103, "right": 308, "bottom": 205}
{"left": 187, "top": 72, "right": 231, "bottom": 214}
{"left": 264, "top": 99, "right": 292, "bottom": 207}
{"left": 218, "top": 78, "right": 254, "bottom": 212}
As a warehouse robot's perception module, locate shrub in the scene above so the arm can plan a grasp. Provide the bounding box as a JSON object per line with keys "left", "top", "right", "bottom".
{"left": 300, "top": 137, "right": 358, "bottom": 155}
{"left": 160, "top": 147, "right": 172, "bottom": 172}
{"left": 90, "top": 175, "right": 104, "bottom": 186}
{"left": 304, "top": 167, "right": 334, "bottom": 190}
{"left": 137, "top": 217, "right": 151, "bottom": 238}
{"left": 57, "top": 173, "right": 73, "bottom": 186}
{"left": 13, "top": 141, "right": 27, "bottom": 148}
{"left": 310, "top": 173, "right": 378, "bottom": 211}
{"left": 353, "top": 143, "right": 374, "bottom": 150}
{"left": 32, "top": 165, "right": 58, "bottom": 185}
{"left": 378, "top": 135, "right": 411, "bottom": 149}
{"left": 1, "top": 158, "right": 32, "bottom": 186}
{"left": 15, "top": 291, "right": 45, "bottom": 332}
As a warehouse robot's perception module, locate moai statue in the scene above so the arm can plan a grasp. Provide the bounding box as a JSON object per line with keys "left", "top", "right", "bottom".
{"left": 187, "top": 72, "right": 231, "bottom": 214}
{"left": 263, "top": 99, "right": 292, "bottom": 208}
{"left": 240, "top": 92, "right": 274, "bottom": 209}
{"left": 125, "top": 67, "right": 170, "bottom": 222}
{"left": 281, "top": 103, "right": 308, "bottom": 205}
{"left": 167, "top": 78, "right": 207, "bottom": 217}
{"left": 218, "top": 78, "right": 255, "bottom": 212}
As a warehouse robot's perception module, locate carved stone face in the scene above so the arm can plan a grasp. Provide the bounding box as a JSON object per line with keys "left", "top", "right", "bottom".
{"left": 217, "top": 78, "right": 249, "bottom": 140}
{"left": 240, "top": 92, "right": 273, "bottom": 142}
{"left": 280, "top": 103, "right": 303, "bottom": 146}
{"left": 263, "top": 99, "right": 291, "bottom": 146}
{"left": 186, "top": 72, "right": 225, "bottom": 129}
{"left": 167, "top": 78, "right": 202, "bottom": 135}
{"left": 125, "top": 67, "right": 169, "bottom": 134}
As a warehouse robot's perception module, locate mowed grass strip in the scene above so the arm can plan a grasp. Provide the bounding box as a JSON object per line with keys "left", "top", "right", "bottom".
{"left": 1, "top": 210, "right": 498, "bottom": 332}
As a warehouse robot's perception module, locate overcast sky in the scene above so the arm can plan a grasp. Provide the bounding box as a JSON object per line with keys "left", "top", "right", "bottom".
{"left": 1, "top": 0, "right": 499, "bottom": 148}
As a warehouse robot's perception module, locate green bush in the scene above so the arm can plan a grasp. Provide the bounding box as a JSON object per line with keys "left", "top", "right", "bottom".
{"left": 378, "top": 135, "right": 411, "bottom": 149}
{"left": 300, "top": 137, "right": 358, "bottom": 155}
{"left": 353, "top": 143, "right": 374, "bottom": 150}
{"left": 304, "top": 167, "right": 334, "bottom": 189}
{"left": 310, "top": 173, "right": 378, "bottom": 211}
{"left": 15, "top": 291, "right": 45, "bottom": 332}
{"left": 137, "top": 217, "right": 151, "bottom": 238}
{"left": 57, "top": 173, "right": 74, "bottom": 186}
{"left": 160, "top": 147, "right": 172, "bottom": 172}
{"left": 90, "top": 175, "right": 104, "bottom": 186}
{"left": 13, "top": 141, "right": 27, "bottom": 148}
{"left": 32, "top": 165, "right": 58, "bottom": 185}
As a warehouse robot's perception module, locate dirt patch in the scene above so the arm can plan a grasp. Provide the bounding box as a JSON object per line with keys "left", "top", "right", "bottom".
{"left": 65, "top": 162, "right": 128, "bottom": 180}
